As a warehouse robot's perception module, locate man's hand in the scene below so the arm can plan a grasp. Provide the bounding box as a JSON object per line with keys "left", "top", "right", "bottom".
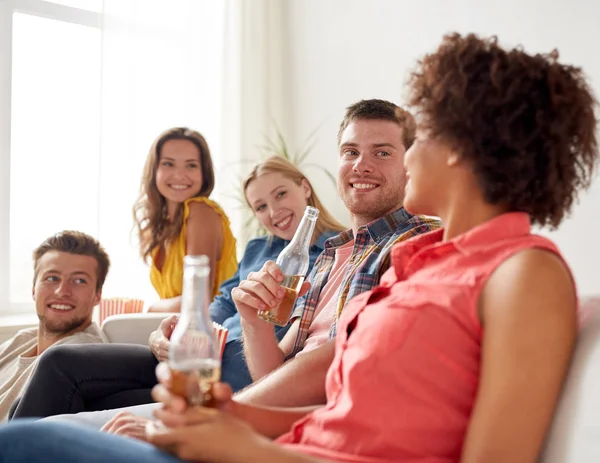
{"left": 101, "top": 411, "right": 153, "bottom": 442}
{"left": 231, "top": 261, "right": 310, "bottom": 328}
{"left": 149, "top": 315, "right": 178, "bottom": 362}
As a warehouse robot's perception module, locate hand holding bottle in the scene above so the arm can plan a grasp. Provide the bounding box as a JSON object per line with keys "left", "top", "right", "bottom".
{"left": 232, "top": 260, "right": 311, "bottom": 327}
{"left": 168, "top": 255, "right": 221, "bottom": 407}
{"left": 233, "top": 206, "right": 319, "bottom": 327}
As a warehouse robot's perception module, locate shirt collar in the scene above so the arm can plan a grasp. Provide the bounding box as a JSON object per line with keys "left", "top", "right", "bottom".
{"left": 313, "top": 230, "right": 337, "bottom": 251}
{"left": 393, "top": 211, "right": 532, "bottom": 260}
{"left": 324, "top": 230, "right": 354, "bottom": 250}
{"left": 364, "top": 207, "right": 415, "bottom": 244}
{"left": 323, "top": 207, "right": 415, "bottom": 250}
{"left": 451, "top": 212, "right": 531, "bottom": 255}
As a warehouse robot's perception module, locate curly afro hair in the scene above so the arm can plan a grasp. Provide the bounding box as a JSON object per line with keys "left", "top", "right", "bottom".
{"left": 407, "top": 33, "right": 599, "bottom": 228}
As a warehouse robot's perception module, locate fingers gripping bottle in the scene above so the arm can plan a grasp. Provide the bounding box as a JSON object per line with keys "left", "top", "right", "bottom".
{"left": 257, "top": 206, "right": 319, "bottom": 326}
{"left": 168, "top": 255, "right": 220, "bottom": 407}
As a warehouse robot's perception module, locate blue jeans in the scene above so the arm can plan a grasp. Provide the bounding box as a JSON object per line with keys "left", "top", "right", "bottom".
{"left": 0, "top": 420, "right": 182, "bottom": 463}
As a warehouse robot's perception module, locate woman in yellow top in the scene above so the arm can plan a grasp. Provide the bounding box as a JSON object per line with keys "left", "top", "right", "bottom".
{"left": 133, "top": 127, "right": 237, "bottom": 312}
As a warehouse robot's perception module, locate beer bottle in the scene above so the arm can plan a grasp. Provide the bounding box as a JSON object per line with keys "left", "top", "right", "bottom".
{"left": 168, "top": 255, "right": 220, "bottom": 406}
{"left": 257, "top": 206, "right": 319, "bottom": 326}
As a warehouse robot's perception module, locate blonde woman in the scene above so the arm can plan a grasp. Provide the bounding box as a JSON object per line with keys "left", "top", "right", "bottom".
{"left": 210, "top": 156, "right": 346, "bottom": 390}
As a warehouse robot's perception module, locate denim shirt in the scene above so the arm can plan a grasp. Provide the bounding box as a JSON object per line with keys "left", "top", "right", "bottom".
{"left": 209, "top": 231, "right": 334, "bottom": 344}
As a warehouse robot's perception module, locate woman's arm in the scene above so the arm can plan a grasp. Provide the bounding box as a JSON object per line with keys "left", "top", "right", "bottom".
{"left": 147, "top": 296, "right": 181, "bottom": 313}
{"left": 153, "top": 365, "right": 322, "bottom": 439}
{"left": 148, "top": 406, "right": 332, "bottom": 463}
{"left": 460, "top": 248, "right": 577, "bottom": 463}
{"left": 186, "top": 201, "right": 223, "bottom": 292}
{"left": 150, "top": 379, "right": 327, "bottom": 462}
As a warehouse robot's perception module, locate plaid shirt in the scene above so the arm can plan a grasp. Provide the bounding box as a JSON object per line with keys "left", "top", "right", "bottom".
{"left": 286, "top": 208, "right": 440, "bottom": 359}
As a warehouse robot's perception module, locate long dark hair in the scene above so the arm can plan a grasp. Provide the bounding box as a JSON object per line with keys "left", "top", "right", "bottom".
{"left": 133, "top": 127, "right": 215, "bottom": 262}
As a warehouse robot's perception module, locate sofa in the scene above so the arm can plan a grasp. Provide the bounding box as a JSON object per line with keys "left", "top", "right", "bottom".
{"left": 542, "top": 296, "right": 600, "bottom": 462}
{"left": 101, "top": 297, "right": 600, "bottom": 461}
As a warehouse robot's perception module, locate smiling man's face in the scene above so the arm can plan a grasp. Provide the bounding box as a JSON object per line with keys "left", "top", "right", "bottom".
{"left": 337, "top": 119, "right": 407, "bottom": 226}
{"left": 33, "top": 251, "right": 100, "bottom": 335}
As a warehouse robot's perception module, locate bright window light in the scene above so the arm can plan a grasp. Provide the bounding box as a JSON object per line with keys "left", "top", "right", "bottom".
{"left": 10, "top": 12, "right": 101, "bottom": 303}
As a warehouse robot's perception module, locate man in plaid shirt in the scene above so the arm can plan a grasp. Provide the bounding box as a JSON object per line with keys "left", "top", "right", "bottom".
{"left": 232, "top": 99, "right": 440, "bottom": 407}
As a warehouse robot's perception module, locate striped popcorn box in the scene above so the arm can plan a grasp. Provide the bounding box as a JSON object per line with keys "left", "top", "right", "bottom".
{"left": 99, "top": 297, "right": 145, "bottom": 326}
{"left": 212, "top": 321, "right": 229, "bottom": 360}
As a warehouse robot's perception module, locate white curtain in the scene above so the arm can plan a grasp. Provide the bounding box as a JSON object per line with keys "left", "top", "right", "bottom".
{"left": 98, "top": 0, "right": 226, "bottom": 300}
{"left": 218, "top": 0, "right": 288, "bottom": 250}
{"left": 98, "top": 0, "right": 287, "bottom": 299}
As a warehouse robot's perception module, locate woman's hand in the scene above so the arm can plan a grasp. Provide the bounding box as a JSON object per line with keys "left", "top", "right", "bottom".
{"left": 149, "top": 315, "right": 178, "bottom": 362}
{"left": 151, "top": 362, "right": 235, "bottom": 414}
{"left": 148, "top": 364, "right": 257, "bottom": 461}
{"left": 101, "top": 411, "right": 153, "bottom": 442}
{"left": 146, "top": 405, "right": 266, "bottom": 463}
{"left": 147, "top": 296, "right": 182, "bottom": 314}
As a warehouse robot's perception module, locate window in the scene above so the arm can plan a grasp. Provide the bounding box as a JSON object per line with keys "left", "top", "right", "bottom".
{"left": 0, "top": 0, "right": 224, "bottom": 314}
{"left": 10, "top": 12, "right": 102, "bottom": 307}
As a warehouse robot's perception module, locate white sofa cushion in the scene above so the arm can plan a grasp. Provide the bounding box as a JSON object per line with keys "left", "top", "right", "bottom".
{"left": 542, "top": 296, "right": 600, "bottom": 462}
{"left": 101, "top": 313, "right": 171, "bottom": 345}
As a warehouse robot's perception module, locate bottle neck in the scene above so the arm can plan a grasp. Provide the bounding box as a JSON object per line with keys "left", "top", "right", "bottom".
{"left": 290, "top": 214, "right": 317, "bottom": 249}
{"left": 180, "top": 263, "right": 211, "bottom": 329}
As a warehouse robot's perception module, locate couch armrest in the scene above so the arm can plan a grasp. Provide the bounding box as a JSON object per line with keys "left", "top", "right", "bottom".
{"left": 541, "top": 296, "right": 600, "bottom": 462}
{"left": 101, "top": 313, "right": 172, "bottom": 345}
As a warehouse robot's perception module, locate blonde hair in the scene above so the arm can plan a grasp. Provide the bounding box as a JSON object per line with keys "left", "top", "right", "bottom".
{"left": 133, "top": 127, "right": 215, "bottom": 262}
{"left": 243, "top": 156, "right": 346, "bottom": 243}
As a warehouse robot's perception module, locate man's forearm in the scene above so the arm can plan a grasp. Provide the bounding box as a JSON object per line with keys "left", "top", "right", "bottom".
{"left": 232, "top": 401, "right": 320, "bottom": 439}
{"left": 241, "top": 319, "right": 286, "bottom": 380}
{"left": 235, "top": 340, "right": 334, "bottom": 407}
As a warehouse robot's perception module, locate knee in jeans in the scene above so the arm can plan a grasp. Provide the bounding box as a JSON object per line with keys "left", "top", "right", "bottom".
{"left": 37, "top": 344, "right": 79, "bottom": 372}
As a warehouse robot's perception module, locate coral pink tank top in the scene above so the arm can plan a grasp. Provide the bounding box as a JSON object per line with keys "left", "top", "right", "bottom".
{"left": 277, "top": 212, "right": 572, "bottom": 463}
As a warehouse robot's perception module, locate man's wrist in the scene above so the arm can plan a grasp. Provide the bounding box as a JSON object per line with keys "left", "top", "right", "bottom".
{"left": 240, "top": 317, "right": 274, "bottom": 336}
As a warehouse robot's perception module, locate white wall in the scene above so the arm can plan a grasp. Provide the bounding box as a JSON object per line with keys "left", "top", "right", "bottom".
{"left": 282, "top": 0, "right": 600, "bottom": 296}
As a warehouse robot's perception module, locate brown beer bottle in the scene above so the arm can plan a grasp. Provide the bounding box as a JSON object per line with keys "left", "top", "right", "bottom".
{"left": 168, "top": 255, "right": 220, "bottom": 407}
{"left": 257, "top": 206, "right": 319, "bottom": 326}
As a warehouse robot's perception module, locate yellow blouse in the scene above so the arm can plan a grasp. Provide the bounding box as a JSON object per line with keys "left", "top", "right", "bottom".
{"left": 150, "top": 197, "right": 237, "bottom": 300}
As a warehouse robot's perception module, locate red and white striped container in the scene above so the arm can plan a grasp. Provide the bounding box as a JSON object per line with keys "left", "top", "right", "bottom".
{"left": 212, "top": 321, "right": 228, "bottom": 360}
{"left": 98, "top": 298, "right": 145, "bottom": 326}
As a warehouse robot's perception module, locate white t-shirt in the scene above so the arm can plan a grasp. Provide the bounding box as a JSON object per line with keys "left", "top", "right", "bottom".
{"left": 0, "top": 323, "right": 108, "bottom": 421}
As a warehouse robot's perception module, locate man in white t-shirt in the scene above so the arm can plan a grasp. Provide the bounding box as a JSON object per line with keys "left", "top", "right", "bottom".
{"left": 0, "top": 230, "right": 110, "bottom": 421}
